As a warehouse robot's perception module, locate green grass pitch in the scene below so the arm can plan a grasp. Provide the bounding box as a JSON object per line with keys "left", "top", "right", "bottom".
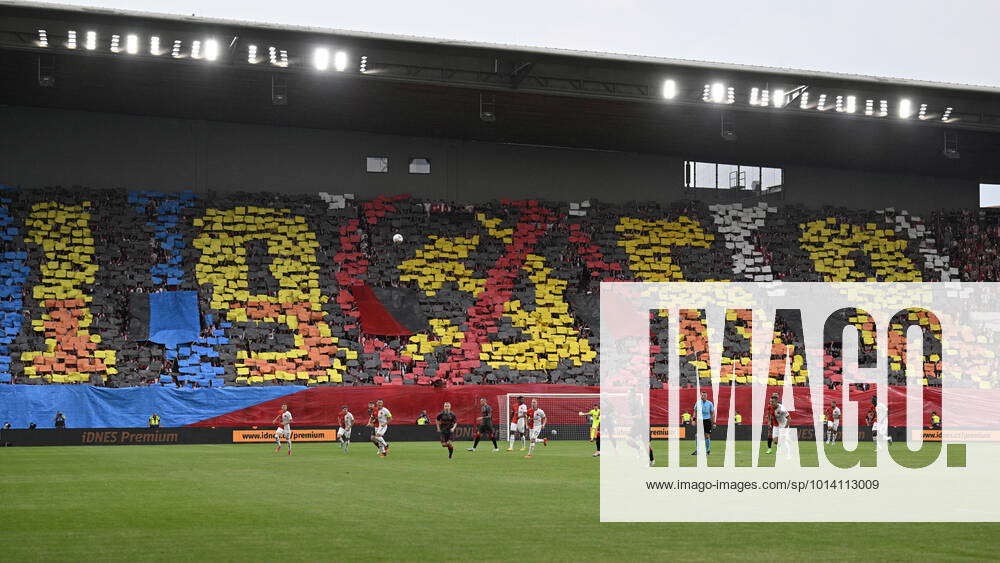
{"left": 1, "top": 440, "right": 997, "bottom": 561}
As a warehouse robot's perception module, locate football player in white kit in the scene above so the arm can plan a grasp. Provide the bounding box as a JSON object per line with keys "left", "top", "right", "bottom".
{"left": 773, "top": 399, "right": 791, "bottom": 459}
{"left": 525, "top": 398, "right": 548, "bottom": 459}
{"left": 507, "top": 396, "right": 528, "bottom": 452}
{"left": 370, "top": 399, "right": 392, "bottom": 457}
{"left": 337, "top": 405, "right": 354, "bottom": 454}
{"left": 873, "top": 397, "right": 891, "bottom": 451}
{"left": 826, "top": 400, "right": 841, "bottom": 444}
{"left": 272, "top": 403, "right": 293, "bottom": 455}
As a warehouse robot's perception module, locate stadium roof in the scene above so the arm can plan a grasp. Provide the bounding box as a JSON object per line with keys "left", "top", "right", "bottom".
{"left": 2, "top": 0, "right": 1000, "bottom": 182}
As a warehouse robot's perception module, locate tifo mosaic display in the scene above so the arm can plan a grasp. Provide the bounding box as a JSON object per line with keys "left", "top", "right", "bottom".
{"left": 0, "top": 185, "right": 994, "bottom": 389}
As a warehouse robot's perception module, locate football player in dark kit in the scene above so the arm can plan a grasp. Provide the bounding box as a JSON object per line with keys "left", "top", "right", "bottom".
{"left": 467, "top": 397, "right": 499, "bottom": 452}
{"left": 436, "top": 402, "right": 459, "bottom": 459}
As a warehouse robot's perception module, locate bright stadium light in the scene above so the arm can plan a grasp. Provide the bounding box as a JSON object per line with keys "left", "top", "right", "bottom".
{"left": 749, "top": 87, "right": 759, "bottom": 106}
{"left": 835, "top": 95, "right": 844, "bottom": 112}
{"left": 865, "top": 99, "right": 874, "bottom": 116}
{"left": 359, "top": 55, "right": 367, "bottom": 72}
{"left": 333, "top": 50, "right": 348, "bottom": 72}
{"left": 879, "top": 100, "right": 889, "bottom": 117}
{"left": 110, "top": 34, "right": 121, "bottom": 53}
{"left": 701, "top": 84, "right": 711, "bottom": 102}
{"left": 662, "top": 79, "right": 677, "bottom": 99}
{"left": 191, "top": 40, "right": 202, "bottom": 59}
{"left": 817, "top": 93, "right": 827, "bottom": 111}
{"left": 247, "top": 44, "right": 258, "bottom": 63}
{"left": 898, "top": 98, "right": 913, "bottom": 119}
{"left": 37, "top": 29, "right": 48, "bottom": 47}
{"left": 761, "top": 89, "right": 770, "bottom": 107}
{"left": 149, "top": 36, "right": 160, "bottom": 55}
{"left": 204, "top": 39, "right": 219, "bottom": 61}
{"left": 727, "top": 86, "right": 735, "bottom": 104}
{"left": 710, "top": 82, "right": 725, "bottom": 103}
{"left": 845, "top": 96, "right": 857, "bottom": 114}
{"left": 125, "top": 34, "right": 138, "bottom": 55}
{"left": 772, "top": 88, "right": 785, "bottom": 108}
{"left": 85, "top": 31, "right": 96, "bottom": 50}
{"left": 67, "top": 30, "right": 77, "bottom": 49}
{"left": 918, "top": 103, "right": 928, "bottom": 119}
{"left": 171, "top": 40, "right": 181, "bottom": 58}
{"left": 799, "top": 91, "right": 809, "bottom": 109}
{"left": 280, "top": 50, "right": 289, "bottom": 67}
{"left": 268, "top": 46, "right": 278, "bottom": 65}
{"left": 942, "top": 107, "right": 953, "bottom": 121}
{"left": 313, "top": 47, "right": 330, "bottom": 70}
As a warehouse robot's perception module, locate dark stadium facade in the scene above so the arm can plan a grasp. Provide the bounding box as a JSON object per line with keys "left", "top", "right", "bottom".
{"left": 2, "top": 1, "right": 999, "bottom": 210}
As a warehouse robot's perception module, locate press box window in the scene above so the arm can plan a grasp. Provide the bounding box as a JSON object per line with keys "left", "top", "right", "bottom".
{"left": 684, "top": 161, "right": 783, "bottom": 191}
{"left": 408, "top": 158, "right": 431, "bottom": 175}
{"left": 365, "top": 156, "right": 389, "bottom": 173}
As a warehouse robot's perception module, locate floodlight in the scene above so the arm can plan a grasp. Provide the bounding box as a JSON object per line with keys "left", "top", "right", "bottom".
{"left": 710, "top": 82, "right": 725, "bottom": 103}
{"left": 85, "top": 31, "right": 96, "bottom": 50}
{"left": 333, "top": 51, "right": 348, "bottom": 72}
{"left": 662, "top": 79, "right": 677, "bottom": 99}
{"left": 772, "top": 88, "right": 785, "bottom": 108}
{"left": 898, "top": 98, "right": 913, "bottom": 119}
{"left": 313, "top": 48, "right": 330, "bottom": 70}
{"left": 204, "top": 39, "right": 219, "bottom": 61}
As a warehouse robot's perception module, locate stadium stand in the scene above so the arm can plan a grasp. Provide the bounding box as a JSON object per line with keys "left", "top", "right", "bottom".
{"left": 0, "top": 184, "right": 992, "bottom": 390}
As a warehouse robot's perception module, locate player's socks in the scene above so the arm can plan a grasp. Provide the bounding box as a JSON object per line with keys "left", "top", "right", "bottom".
{"left": 344, "top": 440, "right": 350, "bottom": 453}
{"left": 448, "top": 445, "right": 454, "bottom": 458}
{"left": 595, "top": 437, "right": 600, "bottom": 452}
{"left": 767, "top": 436, "right": 773, "bottom": 449}
{"left": 491, "top": 437, "right": 498, "bottom": 449}
{"left": 705, "top": 437, "right": 711, "bottom": 454}
{"left": 507, "top": 434, "right": 515, "bottom": 450}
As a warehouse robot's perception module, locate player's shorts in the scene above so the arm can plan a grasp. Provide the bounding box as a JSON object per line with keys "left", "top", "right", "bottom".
{"left": 771, "top": 426, "right": 781, "bottom": 439}
{"left": 477, "top": 423, "right": 494, "bottom": 436}
{"left": 515, "top": 420, "right": 526, "bottom": 434}
{"left": 828, "top": 421, "right": 839, "bottom": 431}
{"left": 873, "top": 423, "right": 887, "bottom": 437}
{"left": 275, "top": 426, "right": 290, "bottom": 439}
{"left": 529, "top": 427, "right": 542, "bottom": 441}
{"left": 374, "top": 425, "right": 388, "bottom": 438}
{"left": 439, "top": 431, "right": 453, "bottom": 443}
{"left": 337, "top": 427, "right": 351, "bottom": 440}
{"left": 700, "top": 419, "right": 714, "bottom": 433}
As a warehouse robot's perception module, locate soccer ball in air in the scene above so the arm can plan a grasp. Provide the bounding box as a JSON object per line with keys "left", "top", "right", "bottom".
{"left": 392, "top": 233, "right": 404, "bottom": 244}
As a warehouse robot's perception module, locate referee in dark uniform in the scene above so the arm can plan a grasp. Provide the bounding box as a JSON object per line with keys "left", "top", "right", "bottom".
{"left": 467, "top": 397, "right": 499, "bottom": 452}
{"left": 436, "top": 402, "right": 458, "bottom": 459}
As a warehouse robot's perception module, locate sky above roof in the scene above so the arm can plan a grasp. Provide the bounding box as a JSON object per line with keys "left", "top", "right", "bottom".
{"left": 41, "top": 0, "right": 1000, "bottom": 88}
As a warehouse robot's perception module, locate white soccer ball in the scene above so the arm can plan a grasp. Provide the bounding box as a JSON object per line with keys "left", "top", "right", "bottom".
{"left": 392, "top": 233, "right": 404, "bottom": 244}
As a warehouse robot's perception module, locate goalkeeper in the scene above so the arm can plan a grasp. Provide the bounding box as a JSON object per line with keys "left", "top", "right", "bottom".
{"left": 579, "top": 404, "right": 600, "bottom": 455}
